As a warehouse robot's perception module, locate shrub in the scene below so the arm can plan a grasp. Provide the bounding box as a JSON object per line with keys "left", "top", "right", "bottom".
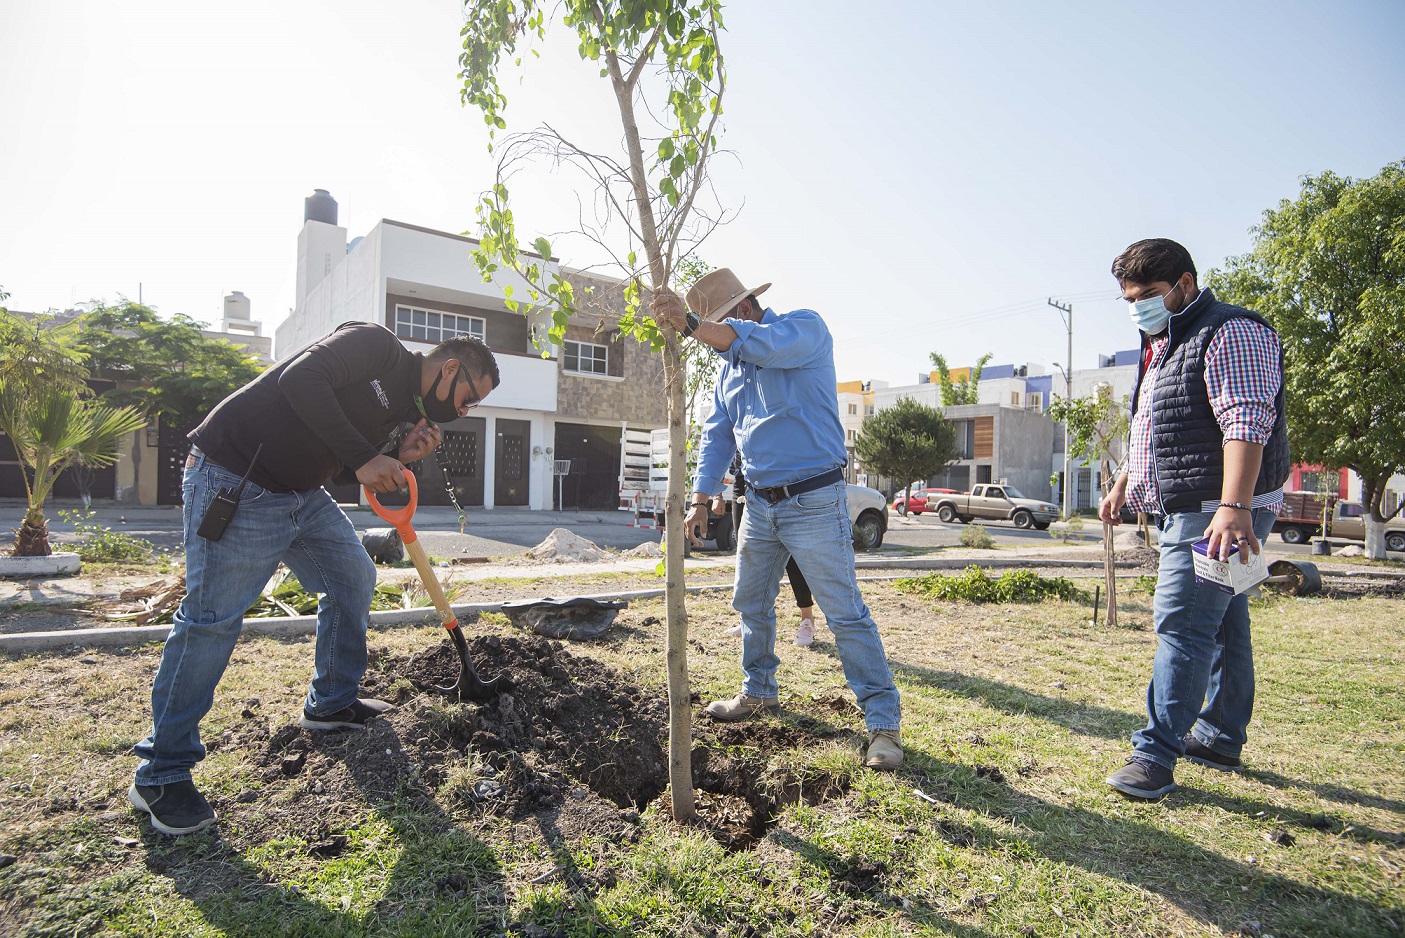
{"left": 57, "top": 509, "right": 155, "bottom": 563}
{"left": 959, "top": 524, "right": 995, "bottom": 549}
{"left": 895, "top": 566, "right": 1088, "bottom": 604}
{"left": 1051, "top": 515, "right": 1085, "bottom": 544}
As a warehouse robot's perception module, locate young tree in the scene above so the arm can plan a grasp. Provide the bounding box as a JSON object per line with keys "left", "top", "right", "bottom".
{"left": 459, "top": 0, "right": 727, "bottom": 821}
{"left": 0, "top": 308, "right": 145, "bottom": 556}
{"left": 929, "top": 352, "right": 991, "bottom": 406}
{"left": 1049, "top": 383, "right": 1129, "bottom": 626}
{"left": 853, "top": 398, "right": 962, "bottom": 514}
{"left": 1209, "top": 160, "right": 1405, "bottom": 560}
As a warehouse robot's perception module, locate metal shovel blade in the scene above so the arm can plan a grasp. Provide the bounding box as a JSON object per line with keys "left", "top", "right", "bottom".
{"left": 437, "top": 624, "right": 509, "bottom": 702}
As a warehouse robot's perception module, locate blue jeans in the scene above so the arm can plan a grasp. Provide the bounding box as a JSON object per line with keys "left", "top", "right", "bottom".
{"left": 732, "top": 482, "right": 901, "bottom": 731}
{"left": 1131, "top": 507, "right": 1277, "bottom": 769}
{"left": 134, "top": 452, "right": 377, "bottom": 786}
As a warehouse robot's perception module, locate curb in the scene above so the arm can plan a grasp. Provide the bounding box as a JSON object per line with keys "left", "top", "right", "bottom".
{"left": 855, "top": 556, "right": 1139, "bottom": 571}
{"left": 0, "top": 584, "right": 736, "bottom": 656}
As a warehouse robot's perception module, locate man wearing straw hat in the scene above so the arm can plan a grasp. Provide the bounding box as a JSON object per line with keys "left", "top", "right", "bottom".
{"left": 652, "top": 270, "right": 903, "bottom": 771}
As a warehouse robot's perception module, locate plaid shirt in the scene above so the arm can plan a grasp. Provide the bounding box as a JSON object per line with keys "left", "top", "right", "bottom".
{"left": 1124, "top": 315, "right": 1285, "bottom": 515}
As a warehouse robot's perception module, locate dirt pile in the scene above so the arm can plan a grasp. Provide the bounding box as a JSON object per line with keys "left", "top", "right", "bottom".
{"left": 622, "top": 540, "right": 663, "bottom": 558}
{"left": 523, "top": 529, "right": 611, "bottom": 563}
{"left": 211, "top": 633, "right": 852, "bottom": 856}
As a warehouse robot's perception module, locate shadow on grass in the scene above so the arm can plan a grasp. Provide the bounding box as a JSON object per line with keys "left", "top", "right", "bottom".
{"left": 141, "top": 722, "right": 516, "bottom": 937}
{"left": 1241, "top": 766, "right": 1405, "bottom": 817}
{"left": 893, "top": 748, "right": 1403, "bottom": 938}
{"left": 888, "top": 659, "right": 1144, "bottom": 740}
{"left": 769, "top": 829, "right": 1001, "bottom": 937}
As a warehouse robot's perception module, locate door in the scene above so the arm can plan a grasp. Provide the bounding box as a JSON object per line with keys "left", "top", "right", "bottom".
{"left": 494, "top": 418, "right": 530, "bottom": 506}
{"left": 409, "top": 419, "right": 486, "bottom": 507}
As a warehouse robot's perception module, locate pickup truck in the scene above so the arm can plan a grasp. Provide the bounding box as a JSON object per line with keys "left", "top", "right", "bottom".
{"left": 929, "top": 484, "right": 1062, "bottom": 530}
{"left": 1274, "top": 491, "right": 1405, "bottom": 550}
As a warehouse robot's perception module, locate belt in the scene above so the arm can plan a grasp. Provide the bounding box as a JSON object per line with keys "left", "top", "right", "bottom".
{"left": 185, "top": 446, "right": 204, "bottom": 469}
{"left": 748, "top": 468, "right": 844, "bottom": 505}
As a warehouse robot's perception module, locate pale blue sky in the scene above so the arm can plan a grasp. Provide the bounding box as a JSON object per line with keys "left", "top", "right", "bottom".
{"left": 2, "top": 0, "right": 1402, "bottom": 385}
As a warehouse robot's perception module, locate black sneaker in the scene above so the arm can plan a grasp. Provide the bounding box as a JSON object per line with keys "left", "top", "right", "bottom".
{"left": 1183, "top": 734, "right": 1243, "bottom": 772}
{"left": 128, "top": 780, "right": 217, "bottom": 836}
{"left": 1106, "top": 756, "right": 1177, "bottom": 799}
{"left": 299, "top": 698, "right": 394, "bottom": 731}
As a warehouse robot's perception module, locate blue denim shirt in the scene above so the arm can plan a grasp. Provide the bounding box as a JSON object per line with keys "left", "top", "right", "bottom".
{"left": 692, "top": 307, "right": 847, "bottom": 496}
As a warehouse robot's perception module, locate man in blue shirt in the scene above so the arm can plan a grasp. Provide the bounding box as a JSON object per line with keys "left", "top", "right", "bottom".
{"left": 653, "top": 268, "right": 903, "bottom": 770}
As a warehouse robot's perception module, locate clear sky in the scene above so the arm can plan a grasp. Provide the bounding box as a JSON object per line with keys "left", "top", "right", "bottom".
{"left": 2, "top": 0, "right": 1402, "bottom": 387}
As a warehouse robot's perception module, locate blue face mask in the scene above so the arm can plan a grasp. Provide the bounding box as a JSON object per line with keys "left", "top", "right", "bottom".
{"left": 1129, "top": 283, "right": 1181, "bottom": 335}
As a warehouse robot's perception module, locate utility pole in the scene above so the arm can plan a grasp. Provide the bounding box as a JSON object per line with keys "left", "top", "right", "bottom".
{"left": 1048, "top": 297, "right": 1073, "bottom": 520}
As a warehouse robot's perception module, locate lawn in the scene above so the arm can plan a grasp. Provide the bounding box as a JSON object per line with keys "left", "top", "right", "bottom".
{"left": 0, "top": 578, "right": 1400, "bottom": 937}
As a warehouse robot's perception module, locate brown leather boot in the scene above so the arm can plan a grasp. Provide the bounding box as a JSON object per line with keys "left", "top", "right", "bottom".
{"left": 704, "top": 692, "right": 780, "bottom": 722}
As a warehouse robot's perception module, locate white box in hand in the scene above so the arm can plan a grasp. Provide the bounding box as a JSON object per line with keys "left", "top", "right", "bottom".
{"left": 1192, "top": 539, "right": 1269, "bottom": 595}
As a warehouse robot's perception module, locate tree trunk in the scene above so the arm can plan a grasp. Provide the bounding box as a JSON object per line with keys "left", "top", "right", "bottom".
{"left": 1364, "top": 477, "right": 1388, "bottom": 561}
{"left": 606, "top": 52, "right": 696, "bottom": 823}
{"left": 13, "top": 507, "right": 51, "bottom": 557}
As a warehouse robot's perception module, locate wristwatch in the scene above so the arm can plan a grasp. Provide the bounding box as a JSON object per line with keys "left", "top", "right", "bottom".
{"left": 681, "top": 311, "right": 701, "bottom": 338}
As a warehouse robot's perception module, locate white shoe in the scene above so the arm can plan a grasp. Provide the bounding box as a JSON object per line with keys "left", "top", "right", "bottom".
{"left": 793, "top": 618, "right": 815, "bottom": 647}
{"left": 725, "top": 623, "right": 743, "bottom": 637}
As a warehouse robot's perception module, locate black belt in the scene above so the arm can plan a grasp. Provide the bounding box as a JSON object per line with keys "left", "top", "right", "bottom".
{"left": 749, "top": 468, "right": 844, "bottom": 505}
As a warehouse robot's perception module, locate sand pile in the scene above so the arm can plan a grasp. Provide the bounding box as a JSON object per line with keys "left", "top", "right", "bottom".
{"left": 622, "top": 540, "right": 663, "bottom": 558}
{"left": 525, "top": 528, "right": 611, "bottom": 563}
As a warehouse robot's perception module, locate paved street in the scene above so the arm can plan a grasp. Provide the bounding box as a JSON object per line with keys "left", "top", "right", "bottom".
{"left": 0, "top": 499, "right": 1338, "bottom": 559}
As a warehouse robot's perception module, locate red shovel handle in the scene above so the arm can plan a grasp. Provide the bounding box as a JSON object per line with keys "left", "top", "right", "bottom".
{"left": 365, "top": 469, "right": 419, "bottom": 543}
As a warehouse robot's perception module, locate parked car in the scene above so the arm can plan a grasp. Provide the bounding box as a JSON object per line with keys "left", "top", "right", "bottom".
{"left": 1274, "top": 491, "right": 1405, "bottom": 549}
{"left": 891, "top": 487, "right": 959, "bottom": 515}
{"left": 929, "top": 484, "right": 1061, "bottom": 529}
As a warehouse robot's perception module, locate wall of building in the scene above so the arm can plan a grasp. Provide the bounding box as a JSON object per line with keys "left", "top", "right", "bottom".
{"left": 276, "top": 223, "right": 382, "bottom": 358}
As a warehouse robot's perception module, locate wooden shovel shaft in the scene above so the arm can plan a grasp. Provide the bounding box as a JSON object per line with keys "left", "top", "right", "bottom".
{"left": 403, "top": 537, "right": 457, "bottom": 630}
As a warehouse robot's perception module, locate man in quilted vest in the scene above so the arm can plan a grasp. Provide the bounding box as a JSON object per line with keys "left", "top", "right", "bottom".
{"left": 1099, "top": 238, "right": 1290, "bottom": 799}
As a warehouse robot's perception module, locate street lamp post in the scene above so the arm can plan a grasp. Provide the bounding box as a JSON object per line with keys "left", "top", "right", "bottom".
{"left": 1048, "top": 298, "right": 1074, "bottom": 520}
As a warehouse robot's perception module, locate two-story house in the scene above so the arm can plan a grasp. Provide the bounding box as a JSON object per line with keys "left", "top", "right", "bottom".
{"left": 274, "top": 190, "right": 665, "bottom": 511}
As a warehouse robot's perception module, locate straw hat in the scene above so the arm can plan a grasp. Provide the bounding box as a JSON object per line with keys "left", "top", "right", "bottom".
{"left": 685, "top": 268, "right": 772, "bottom": 322}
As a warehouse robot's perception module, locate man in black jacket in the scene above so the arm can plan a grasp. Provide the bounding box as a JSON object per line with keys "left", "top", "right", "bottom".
{"left": 131, "top": 322, "right": 499, "bottom": 835}
{"left": 1099, "top": 239, "right": 1289, "bottom": 799}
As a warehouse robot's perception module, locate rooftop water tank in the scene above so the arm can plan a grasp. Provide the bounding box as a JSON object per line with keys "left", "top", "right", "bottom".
{"left": 304, "top": 189, "right": 338, "bottom": 225}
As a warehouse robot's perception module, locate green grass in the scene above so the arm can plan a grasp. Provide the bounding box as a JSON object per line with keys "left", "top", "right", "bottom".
{"left": 0, "top": 582, "right": 1401, "bottom": 936}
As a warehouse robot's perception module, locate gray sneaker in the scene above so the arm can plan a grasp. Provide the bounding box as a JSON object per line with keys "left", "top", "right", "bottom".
{"left": 1182, "top": 734, "right": 1243, "bottom": 772}
{"left": 129, "top": 780, "right": 217, "bottom": 836}
{"left": 1106, "top": 756, "right": 1177, "bottom": 799}
{"left": 864, "top": 729, "right": 903, "bottom": 771}
{"left": 704, "top": 692, "right": 780, "bottom": 722}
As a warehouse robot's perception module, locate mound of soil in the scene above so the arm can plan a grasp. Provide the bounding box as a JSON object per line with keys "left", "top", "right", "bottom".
{"left": 213, "top": 634, "right": 853, "bottom": 856}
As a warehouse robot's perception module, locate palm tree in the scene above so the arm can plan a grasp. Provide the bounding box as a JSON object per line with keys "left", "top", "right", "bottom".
{"left": 0, "top": 381, "right": 146, "bottom": 556}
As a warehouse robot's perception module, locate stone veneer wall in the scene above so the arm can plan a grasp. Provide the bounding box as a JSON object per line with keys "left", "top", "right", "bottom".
{"left": 555, "top": 323, "right": 666, "bottom": 426}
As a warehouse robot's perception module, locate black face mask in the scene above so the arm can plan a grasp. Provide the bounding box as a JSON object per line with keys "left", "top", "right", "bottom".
{"left": 420, "top": 365, "right": 463, "bottom": 424}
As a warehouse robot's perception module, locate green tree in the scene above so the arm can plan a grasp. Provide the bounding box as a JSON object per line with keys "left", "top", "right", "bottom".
{"left": 459, "top": 0, "right": 726, "bottom": 820}
{"left": 853, "top": 398, "right": 962, "bottom": 515}
{"left": 1048, "top": 383, "right": 1129, "bottom": 625}
{"left": 929, "top": 352, "right": 991, "bottom": 406}
{"left": 69, "top": 300, "right": 263, "bottom": 431}
{"left": 0, "top": 307, "right": 145, "bottom": 556}
{"left": 1209, "top": 160, "right": 1405, "bottom": 560}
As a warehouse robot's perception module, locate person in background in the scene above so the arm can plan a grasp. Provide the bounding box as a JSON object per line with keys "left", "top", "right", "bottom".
{"left": 1100, "top": 238, "right": 1289, "bottom": 800}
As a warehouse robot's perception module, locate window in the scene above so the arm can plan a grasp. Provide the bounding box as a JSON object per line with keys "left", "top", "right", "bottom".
{"left": 1010, "top": 392, "right": 1021, "bottom": 406}
{"left": 394, "top": 305, "right": 485, "bottom": 344}
{"left": 1026, "top": 392, "right": 1043, "bottom": 410}
{"left": 564, "top": 339, "right": 609, "bottom": 375}
{"left": 846, "top": 428, "right": 858, "bottom": 442}
{"left": 864, "top": 404, "right": 874, "bottom": 416}
{"left": 848, "top": 403, "right": 858, "bottom": 415}
{"left": 1339, "top": 502, "right": 1363, "bottom": 518}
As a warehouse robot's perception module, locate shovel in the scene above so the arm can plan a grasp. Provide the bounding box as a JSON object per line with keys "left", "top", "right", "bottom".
{"left": 365, "top": 469, "right": 505, "bottom": 701}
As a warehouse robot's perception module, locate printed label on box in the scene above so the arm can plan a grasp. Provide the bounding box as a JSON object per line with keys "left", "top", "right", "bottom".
{"left": 1192, "top": 539, "right": 1269, "bottom": 595}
